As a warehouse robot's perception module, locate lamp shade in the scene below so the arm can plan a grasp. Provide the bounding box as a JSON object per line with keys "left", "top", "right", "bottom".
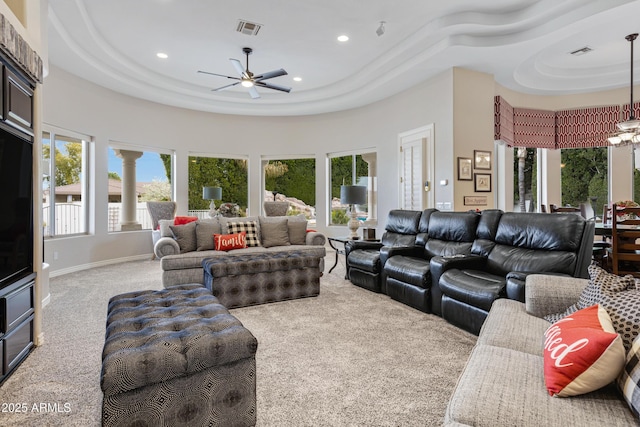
{"left": 340, "top": 185, "right": 366, "bottom": 205}
{"left": 202, "top": 186, "right": 222, "bottom": 200}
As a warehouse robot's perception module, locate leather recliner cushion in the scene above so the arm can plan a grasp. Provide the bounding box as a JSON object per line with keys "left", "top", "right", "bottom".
{"left": 485, "top": 245, "right": 577, "bottom": 277}
{"left": 439, "top": 269, "right": 506, "bottom": 311}
{"left": 384, "top": 256, "right": 431, "bottom": 289}
{"left": 347, "top": 249, "right": 381, "bottom": 273}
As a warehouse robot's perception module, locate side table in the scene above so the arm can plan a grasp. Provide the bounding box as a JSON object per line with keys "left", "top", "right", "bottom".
{"left": 327, "top": 236, "right": 351, "bottom": 275}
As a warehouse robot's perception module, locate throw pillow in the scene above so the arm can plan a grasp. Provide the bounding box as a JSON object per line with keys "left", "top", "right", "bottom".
{"left": 169, "top": 221, "right": 197, "bottom": 253}
{"left": 174, "top": 216, "right": 199, "bottom": 226}
{"left": 195, "top": 219, "right": 222, "bottom": 251}
{"left": 543, "top": 304, "right": 626, "bottom": 397}
{"left": 214, "top": 232, "right": 247, "bottom": 251}
{"left": 618, "top": 334, "right": 640, "bottom": 418}
{"left": 226, "top": 221, "right": 261, "bottom": 247}
{"left": 600, "top": 287, "right": 640, "bottom": 353}
{"left": 544, "top": 264, "right": 635, "bottom": 323}
{"left": 260, "top": 218, "right": 290, "bottom": 248}
{"left": 287, "top": 216, "right": 308, "bottom": 245}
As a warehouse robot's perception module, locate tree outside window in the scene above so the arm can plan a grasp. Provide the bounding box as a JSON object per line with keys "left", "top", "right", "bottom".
{"left": 560, "top": 147, "right": 608, "bottom": 218}
{"left": 188, "top": 156, "right": 248, "bottom": 216}
{"left": 264, "top": 158, "right": 316, "bottom": 220}
{"left": 513, "top": 147, "right": 537, "bottom": 212}
{"left": 328, "top": 152, "right": 376, "bottom": 225}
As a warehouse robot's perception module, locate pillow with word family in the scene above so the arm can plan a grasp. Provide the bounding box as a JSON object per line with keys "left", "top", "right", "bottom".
{"left": 543, "top": 304, "right": 625, "bottom": 397}
{"left": 214, "top": 232, "right": 247, "bottom": 251}
{"left": 226, "top": 221, "right": 261, "bottom": 247}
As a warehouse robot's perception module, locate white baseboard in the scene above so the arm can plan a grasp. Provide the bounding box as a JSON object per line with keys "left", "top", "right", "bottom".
{"left": 41, "top": 293, "right": 51, "bottom": 308}
{"left": 49, "top": 253, "right": 154, "bottom": 278}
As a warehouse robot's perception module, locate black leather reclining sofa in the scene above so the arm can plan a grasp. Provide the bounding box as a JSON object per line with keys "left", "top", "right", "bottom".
{"left": 345, "top": 209, "right": 595, "bottom": 335}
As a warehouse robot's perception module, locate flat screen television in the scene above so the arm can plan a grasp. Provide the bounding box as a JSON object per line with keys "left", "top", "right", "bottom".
{"left": 0, "top": 126, "right": 33, "bottom": 290}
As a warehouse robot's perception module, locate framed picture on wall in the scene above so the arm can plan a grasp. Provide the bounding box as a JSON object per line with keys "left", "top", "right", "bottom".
{"left": 474, "top": 173, "right": 491, "bottom": 192}
{"left": 457, "top": 157, "right": 472, "bottom": 181}
{"left": 474, "top": 150, "right": 491, "bottom": 170}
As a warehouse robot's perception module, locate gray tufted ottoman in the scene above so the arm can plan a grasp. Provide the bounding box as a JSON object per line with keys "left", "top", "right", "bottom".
{"left": 100, "top": 284, "right": 258, "bottom": 427}
{"left": 202, "top": 251, "right": 321, "bottom": 308}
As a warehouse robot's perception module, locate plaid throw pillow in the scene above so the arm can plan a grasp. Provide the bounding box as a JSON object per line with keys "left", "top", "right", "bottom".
{"left": 227, "top": 221, "right": 261, "bottom": 247}
{"left": 618, "top": 334, "right": 640, "bottom": 418}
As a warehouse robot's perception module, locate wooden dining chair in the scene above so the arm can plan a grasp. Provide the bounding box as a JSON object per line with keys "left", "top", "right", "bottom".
{"left": 608, "top": 203, "right": 640, "bottom": 277}
{"left": 550, "top": 204, "right": 581, "bottom": 214}
{"left": 603, "top": 204, "right": 612, "bottom": 225}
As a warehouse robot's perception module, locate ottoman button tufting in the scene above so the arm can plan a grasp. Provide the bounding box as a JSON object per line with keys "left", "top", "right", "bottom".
{"left": 101, "top": 285, "right": 257, "bottom": 427}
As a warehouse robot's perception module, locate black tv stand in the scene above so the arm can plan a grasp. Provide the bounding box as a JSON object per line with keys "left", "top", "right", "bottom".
{"left": 0, "top": 272, "right": 35, "bottom": 383}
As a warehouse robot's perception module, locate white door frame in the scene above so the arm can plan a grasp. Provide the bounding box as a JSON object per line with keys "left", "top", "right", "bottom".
{"left": 398, "top": 124, "right": 435, "bottom": 210}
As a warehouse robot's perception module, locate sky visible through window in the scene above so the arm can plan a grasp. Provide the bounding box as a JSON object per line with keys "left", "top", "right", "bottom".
{"left": 108, "top": 150, "right": 168, "bottom": 182}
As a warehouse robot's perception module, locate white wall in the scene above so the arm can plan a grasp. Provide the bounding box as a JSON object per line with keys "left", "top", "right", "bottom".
{"left": 42, "top": 66, "right": 455, "bottom": 274}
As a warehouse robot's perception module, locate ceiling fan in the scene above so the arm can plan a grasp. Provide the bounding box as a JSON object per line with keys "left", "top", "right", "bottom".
{"left": 198, "top": 47, "right": 291, "bottom": 99}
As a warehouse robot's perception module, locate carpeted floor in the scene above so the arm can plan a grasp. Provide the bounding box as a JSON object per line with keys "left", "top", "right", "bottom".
{"left": 0, "top": 255, "right": 476, "bottom": 426}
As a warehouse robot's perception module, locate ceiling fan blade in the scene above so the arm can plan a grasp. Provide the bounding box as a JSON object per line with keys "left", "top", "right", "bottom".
{"left": 197, "top": 70, "right": 240, "bottom": 80}
{"left": 213, "top": 82, "right": 240, "bottom": 91}
{"left": 254, "top": 68, "right": 288, "bottom": 81}
{"left": 230, "top": 58, "right": 247, "bottom": 78}
{"left": 255, "top": 81, "right": 291, "bottom": 93}
{"left": 248, "top": 86, "right": 260, "bottom": 99}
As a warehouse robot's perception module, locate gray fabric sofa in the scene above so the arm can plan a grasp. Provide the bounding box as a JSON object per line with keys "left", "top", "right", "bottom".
{"left": 155, "top": 215, "right": 326, "bottom": 287}
{"left": 445, "top": 274, "right": 638, "bottom": 426}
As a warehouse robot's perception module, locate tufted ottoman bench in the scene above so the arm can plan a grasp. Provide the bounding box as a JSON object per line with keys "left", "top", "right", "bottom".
{"left": 202, "top": 251, "right": 321, "bottom": 308}
{"left": 100, "top": 284, "right": 258, "bottom": 427}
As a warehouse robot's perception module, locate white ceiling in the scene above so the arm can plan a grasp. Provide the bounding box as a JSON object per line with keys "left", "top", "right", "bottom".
{"left": 46, "top": 0, "right": 640, "bottom": 116}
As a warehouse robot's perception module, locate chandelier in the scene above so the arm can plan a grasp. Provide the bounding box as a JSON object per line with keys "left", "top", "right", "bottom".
{"left": 608, "top": 33, "right": 640, "bottom": 146}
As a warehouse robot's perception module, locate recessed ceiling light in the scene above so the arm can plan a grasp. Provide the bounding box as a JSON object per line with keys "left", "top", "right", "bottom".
{"left": 337, "top": 35, "right": 349, "bottom": 42}
{"left": 156, "top": 52, "right": 168, "bottom": 59}
{"left": 293, "top": 77, "right": 302, "bottom": 82}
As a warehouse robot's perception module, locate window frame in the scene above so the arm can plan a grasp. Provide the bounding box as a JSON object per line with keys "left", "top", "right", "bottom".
{"left": 327, "top": 148, "right": 377, "bottom": 226}
{"left": 42, "top": 126, "right": 91, "bottom": 238}
{"left": 108, "top": 141, "right": 175, "bottom": 232}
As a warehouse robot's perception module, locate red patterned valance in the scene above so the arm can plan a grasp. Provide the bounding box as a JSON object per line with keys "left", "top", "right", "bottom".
{"left": 493, "top": 97, "right": 636, "bottom": 149}
{"left": 494, "top": 96, "right": 514, "bottom": 145}
{"left": 622, "top": 101, "right": 640, "bottom": 123}
{"left": 513, "top": 108, "right": 556, "bottom": 148}
{"left": 555, "top": 105, "right": 620, "bottom": 148}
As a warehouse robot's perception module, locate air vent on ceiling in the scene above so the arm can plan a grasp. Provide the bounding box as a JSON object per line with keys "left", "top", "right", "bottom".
{"left": 570, "top": 46, "right": 593, "bottom": 56}
{"left": 236, "top": 20, "right": 262, "bottom": 36}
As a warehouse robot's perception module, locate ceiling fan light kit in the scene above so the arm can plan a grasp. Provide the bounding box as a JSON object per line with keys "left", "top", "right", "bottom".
{"left": 608, "top": 33, "right": 640, "bottom": 146}
{"left": 198, "top": 47, "right": 291, "bottom": 99}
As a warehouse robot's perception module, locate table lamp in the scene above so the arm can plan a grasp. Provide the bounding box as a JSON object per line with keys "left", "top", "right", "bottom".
{"left": 202, "top": 186, "right": 222, "bottom": 218}
{"left": 340, "top": 185, "right": 367, "bottom": 239}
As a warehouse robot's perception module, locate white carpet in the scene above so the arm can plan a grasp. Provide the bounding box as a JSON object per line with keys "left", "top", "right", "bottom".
{"left": 0, "top": 255, "right": 476, "bottom": 426}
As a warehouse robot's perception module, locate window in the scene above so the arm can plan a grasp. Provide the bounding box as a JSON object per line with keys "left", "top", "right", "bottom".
{"left": 513, "top": 147, "right": 538, "bottom": 212}
{"left": 42, "top": 129, "right": 89, "bottom": 237}
{"left": 328, "top": 151, "right": 377, "bottom": 225}
{"left": 107, "top": 144, "right": 173, "bottom": 232}
{"left": 188, "top": 155, "right": 248, "bottom": 217}
{"left": 560, "top": 147, "right": 608, "bottom": 217}
{"left": 263, "top": 157, "right": 316, "bottom": 224}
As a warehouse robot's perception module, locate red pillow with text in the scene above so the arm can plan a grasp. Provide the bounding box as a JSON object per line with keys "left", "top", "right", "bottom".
{"left": 543, "top": 304, "right": 625, "bottom": 397}
{"left": 213, "top": 232, "right": 247, "bottom": 251}
{"left": 174, "top": 216, "right": 198, "bottom": 226}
